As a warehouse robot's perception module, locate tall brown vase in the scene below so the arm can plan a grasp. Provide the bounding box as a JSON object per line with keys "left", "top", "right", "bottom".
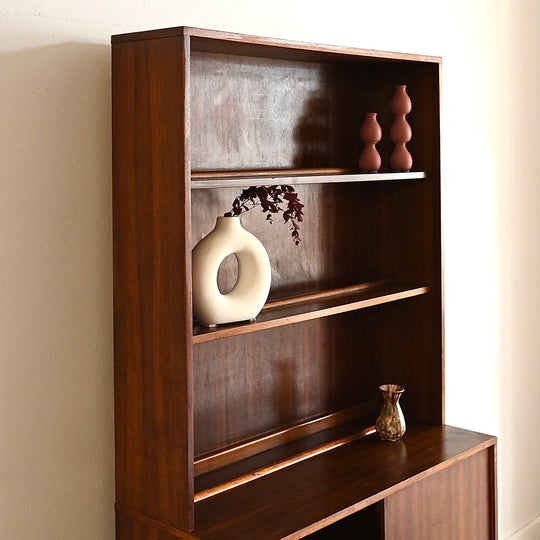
{"left": 389, "top": 85, "right": 413, "bottom": 171}
{"left": 358, "top": 112, "right": 382, "bottom": 172}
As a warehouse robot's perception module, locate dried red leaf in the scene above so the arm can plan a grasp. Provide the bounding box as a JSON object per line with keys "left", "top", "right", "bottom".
{"left": 224, "top": 184, "right": 303, "bottom": 244}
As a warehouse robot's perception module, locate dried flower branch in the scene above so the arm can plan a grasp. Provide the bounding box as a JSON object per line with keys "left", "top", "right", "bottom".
{"left": 224, "top": 185, "right": 304, "bottom": 245}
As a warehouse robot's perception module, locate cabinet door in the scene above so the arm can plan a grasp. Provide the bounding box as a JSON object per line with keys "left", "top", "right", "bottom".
{"left": 384, "top": 447, "right": 497, "bottom": 539}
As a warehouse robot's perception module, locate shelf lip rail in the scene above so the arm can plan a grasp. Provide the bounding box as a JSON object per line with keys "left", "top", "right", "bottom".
{"left": 193, "top": 280, "right": 430, "bottom": 344}
{"left": 194, "top": 425, "right": 376, "bottom": 502}
{"left": 194, "top": 402, "right": 373, "bottom": 476}
{"left": 190, "top": 168, "right": 428, "bottom": 189}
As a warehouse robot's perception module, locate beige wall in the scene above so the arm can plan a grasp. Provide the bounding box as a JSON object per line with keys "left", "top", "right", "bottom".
{"left": 1, "top": 1, "right": 538, "bottom": 538}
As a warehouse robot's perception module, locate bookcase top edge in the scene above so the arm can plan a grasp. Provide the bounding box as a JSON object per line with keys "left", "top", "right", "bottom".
{"left": 111, "top": 25, "right": 441, "bottom": 64}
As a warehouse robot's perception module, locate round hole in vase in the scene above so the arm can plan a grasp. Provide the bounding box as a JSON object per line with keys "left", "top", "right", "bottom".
{"left": 217, "top": 253, "right": 239, "bottom": 294}
{"left": 192, "top": 216, "right": 271, "bottom": 327}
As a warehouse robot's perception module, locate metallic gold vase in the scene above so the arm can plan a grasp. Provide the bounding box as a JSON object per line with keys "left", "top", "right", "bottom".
{"left": 375, "top": 384, "right": 406, "bottom": 441}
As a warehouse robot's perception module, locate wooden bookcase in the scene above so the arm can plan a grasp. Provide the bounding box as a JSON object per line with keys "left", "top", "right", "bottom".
{"left": 112, "top": 26, "right": 497, "bottom": 539}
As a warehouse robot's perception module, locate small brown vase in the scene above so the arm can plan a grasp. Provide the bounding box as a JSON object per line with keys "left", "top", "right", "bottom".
{"left": 389, "top": 85, "right": 413, "bottom": 171}
{"left": 375, "top": 384, "right": 406, "bottom": 441}
{"left": 358, "top": 112, "right": 382, "bottom": 172}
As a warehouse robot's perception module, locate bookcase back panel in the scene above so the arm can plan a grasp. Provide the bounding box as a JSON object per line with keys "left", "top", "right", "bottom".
{"left": 193, "top": 312, "right": 378, "bottom": 457}
{"left": 191, "top": 181, "right": 436, "bottom": 300}
{"left": 190, "top": 51, "right": 439, "bottom": 174}
{"left": 190, "top": 52, "right": 361, "bottom": 171}
{"left": 372, "top": 294, "right": 443, "bottom": 425}
{"left": 192, "top": 293, "right": 440, "bottom": 459}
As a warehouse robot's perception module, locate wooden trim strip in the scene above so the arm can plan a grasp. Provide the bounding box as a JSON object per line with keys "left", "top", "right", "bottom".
{"left": 190, "top": 169, "right": 427, "bottom": 189}
{"left": 191, "top": 167, "right": 351, "bottom": 179}
{"left": 194, "top": 403, "right": 372, "bottom": 476}
{"left": 489, "top": 442, "right": 498, "bottom": 540}
{"left": 194, "top": 426, "right": 376, "bottom": 502}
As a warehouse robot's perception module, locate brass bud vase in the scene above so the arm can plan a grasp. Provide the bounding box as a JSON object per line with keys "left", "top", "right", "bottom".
{"left": 375, "top": 384, "right": 406, "bottom": 441}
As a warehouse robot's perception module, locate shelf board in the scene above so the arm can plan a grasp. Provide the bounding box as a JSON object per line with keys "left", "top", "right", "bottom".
{"left": 191, "top": 168, "right": 427, "bottom": 189}
{"left": 193, "top": 425, "right": 496, "bottom": 539}
{"left": 194, "top": 414, "right": 376, "bottom": 500}
{"left": 194, "top": 403, "right": 374, "bottom": 478}
{"left": 193, "top": 280, "right": 429, "bottom": 344}
{"left": 195, "top": 425, "right": 375, "bottom": 503}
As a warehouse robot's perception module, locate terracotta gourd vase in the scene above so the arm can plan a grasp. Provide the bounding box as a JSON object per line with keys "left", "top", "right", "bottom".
{"left": 192, "top": 216, "right": 271, "bottom": 327}
{"left": 375, "top": 384, "right": 406, "bottom": 441}
{"left": 389, "top": 85, "right": 413, "bottom": 171}
{"left": 358, "top": 112, "right": 382, "bottom": 172}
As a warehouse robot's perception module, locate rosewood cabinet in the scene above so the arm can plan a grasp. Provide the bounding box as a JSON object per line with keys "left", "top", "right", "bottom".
{"left": 112, "top": 26, "right": 497, "bottom": 539}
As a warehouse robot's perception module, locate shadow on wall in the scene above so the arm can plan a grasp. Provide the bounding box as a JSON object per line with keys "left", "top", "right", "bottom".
{"left": 0, "top": 42, "right": 115, "bottom": 539}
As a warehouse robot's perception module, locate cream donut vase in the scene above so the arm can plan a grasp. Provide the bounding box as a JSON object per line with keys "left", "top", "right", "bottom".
{"left": 192, "top": 216, "right": 271, "bottom": 327}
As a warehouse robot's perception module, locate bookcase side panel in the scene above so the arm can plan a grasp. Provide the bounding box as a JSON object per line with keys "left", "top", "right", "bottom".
{"left": 113, "top": 35, "right": 194, "bottom": 531}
